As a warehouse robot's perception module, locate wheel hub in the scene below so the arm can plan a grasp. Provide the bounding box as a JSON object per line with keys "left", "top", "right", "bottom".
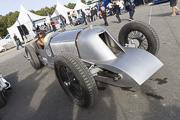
{"left": 126, "top": 31, "right": 148, "bottom": 50}
{"left": 60, "top": 66, "right": 84, "bottom": 100}
{"left": 125, "top": 39, "right": 140, "bottom": 48}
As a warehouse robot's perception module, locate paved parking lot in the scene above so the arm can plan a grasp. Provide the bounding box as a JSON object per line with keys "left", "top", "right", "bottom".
{"left": 0, "top": 2, "right": 180, "bottom": 120}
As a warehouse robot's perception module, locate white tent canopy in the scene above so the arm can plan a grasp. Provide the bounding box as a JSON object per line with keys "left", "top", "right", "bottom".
{"left": 89, "top": 3, "right": 97, "bottom": 8}
{"left": 74, "top": 0, "right": 90, "bottom": 11}
{"left": 6, "top": 1, "right": 94, "bottom": 44}
{"left": 51, "top": 1, "right": 73, "bottom": 24}
{"left": 7, "top": 5, "right": 48, "bottom": 42}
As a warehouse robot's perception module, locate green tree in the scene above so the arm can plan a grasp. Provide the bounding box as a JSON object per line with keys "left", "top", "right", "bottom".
{"left": 6, "top": 11, "right": 19, "bottom": 27}
{"left": 0, "top": 16, "right": 8, "bottom": 36}
{"left": 66, "top": 3, "right": 76, "bottom": 9}
{"left": 0, "top": 15, "right": 2, "bottom": 20}
{"left": 0, "top": 11, "right": 19, "bottom": 36}
{"left": 49, "top": 5, "right": 56, "bottom": 15}
{"left": 81, "top": 0, "right": 86, "bottom": 4}
{"left": 87, "top": 0, "right": 92, "bottom": 5}
{"left": 30, "top": 5, "right": 56, "bottom": 16}
{"left": 30, "top": 10, "right": 36, "bottom": 14}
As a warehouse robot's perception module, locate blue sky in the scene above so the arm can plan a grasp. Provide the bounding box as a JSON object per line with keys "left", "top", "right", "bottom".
{"left": 0, "top": 0, "right": 78, "bottom": 16}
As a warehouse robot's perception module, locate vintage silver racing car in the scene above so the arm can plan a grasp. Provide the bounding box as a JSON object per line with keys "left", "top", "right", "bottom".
{"left": 25, "top": 21, "right": 163, "bottom": 108}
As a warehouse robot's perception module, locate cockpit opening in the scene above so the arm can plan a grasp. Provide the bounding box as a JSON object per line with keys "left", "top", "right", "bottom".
{"left": 99, "top": 32, "right": 123, "bottom": 56}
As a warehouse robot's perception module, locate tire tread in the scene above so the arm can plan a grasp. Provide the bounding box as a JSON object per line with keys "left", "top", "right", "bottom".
{"left": 55, "top": 53, "right": 98, "bottom": 108}
{"left": 25, "top": 45, "right": 41, "bottom": 69}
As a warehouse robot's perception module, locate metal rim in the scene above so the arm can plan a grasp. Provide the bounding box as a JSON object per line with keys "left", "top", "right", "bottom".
{"left": 60, "top": 66, "right": 84, "bottom": 100}
{"left": 125, "top": 30, "right": 149, "bottom": 50}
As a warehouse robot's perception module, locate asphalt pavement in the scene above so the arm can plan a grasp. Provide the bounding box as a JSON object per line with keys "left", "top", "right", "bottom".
{"left": 0, "top": 2, "right": 180, "bottom": 120}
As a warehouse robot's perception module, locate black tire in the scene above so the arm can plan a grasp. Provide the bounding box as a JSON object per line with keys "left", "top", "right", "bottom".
{"left": 118, "top": 21, "right": 160, "bottom": 55}
{"left": 0, "top": 91, "right": 7, "bottom": 108}
{"left": 25, "top": 45, "right": 41, "bottom": 69}
{"left": 54, "top": 53, "right": 98, "bottom": 108}
{"left": 32, "top": 42, "right": 39, "bottom": 54}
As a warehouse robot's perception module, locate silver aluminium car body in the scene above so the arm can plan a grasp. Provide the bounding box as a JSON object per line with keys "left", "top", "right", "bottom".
{"left": 36, "top": 26, "right": 163, "bottom": 87}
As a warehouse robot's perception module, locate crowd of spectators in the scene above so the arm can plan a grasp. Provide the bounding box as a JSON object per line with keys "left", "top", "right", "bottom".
{"left": 66, "top": 0, "right": 134, "bottom": 26}
{"left": 32, "top": 0, "right": 132, "bottom": 34}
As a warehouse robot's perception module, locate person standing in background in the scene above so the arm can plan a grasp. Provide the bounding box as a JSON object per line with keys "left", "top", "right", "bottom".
{"left": 113, "top": 0, "right": 121, "bottom": 23}
{"left": 95, "top": 7, "right": 98, "bottom": 18}
{"left": 59, "top": 16, "right": 66, "bottom": 32}
{"left": 62, "top": 16, "right": 66, "bottom": 25}
{"left": 90, "top": 8, "right": 94, "bottom": 22}
{"left": 47, "top": 23, "right": 51, "bottom": 31}
{"left": 119, "top": 0, "right": 125, "bottom": 14}
{"left": 13, "top": 34, "right": 24, "bottom": 50}
{"left": 72, "top": 11, "right": 77, "bottom": 20}
{"left": 44, "top": 21, "right": 48, "bottom": 32}
{"left": 81, "top": 10, "right": 87, "bottom": 25}
{"left": 107, "top": 2, "right": 113, "bottom": 15}
{"left": 77, "top": 12, "right": 82, "bottom": 24}
{"left": 170, "top": 0, "right": 180, "bottom": 16}
{"left": 125, "top": 0, "right": 135, "bottom": 21}
{"left": 68, "top": 13, "right": 74, "bottom": 26}
{"left": 99, "top": 3, "right": 108, "bottom": 26}
{"left": 86, "top": 9, "right": 91, "bottom": 22}
{"left": 36, "top": 25, "right": 40, "bottom": 31}
{"left": 32, "top": 26, "right": 37, "bottom": 37}
{"left": 92, "top": 8, "right": 97, "bottom": 21}
{"left": 50, "top": 19, "right": 56, "bottom": 32}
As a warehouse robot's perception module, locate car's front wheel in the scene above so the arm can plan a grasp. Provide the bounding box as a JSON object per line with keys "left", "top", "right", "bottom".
{"left": 54, "top": 53, "right": 98, "bottom": 108}
{"left": 118, "top": 21, "right": 160, "bottom": 55}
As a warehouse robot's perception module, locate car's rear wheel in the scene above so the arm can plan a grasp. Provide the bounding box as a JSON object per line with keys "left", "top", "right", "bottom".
{"left": 118, "top": 21, "right": 160, "bottom": 55}
{"left": 54, "top": 53, "right": 98, "bottom": 108}
{"left": 0, "top": 91, "right": 7, "bottom": 108}
{"left": 25, "top": 45, "right": 41, "bottom": 69}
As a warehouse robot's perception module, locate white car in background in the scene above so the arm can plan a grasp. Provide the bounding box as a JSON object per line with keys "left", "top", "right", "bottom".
{"left": 0, "top": 34, "right": 15, "bottom": 51}
{"left": 0, "top": 46, "right": 5, "bottom": 52}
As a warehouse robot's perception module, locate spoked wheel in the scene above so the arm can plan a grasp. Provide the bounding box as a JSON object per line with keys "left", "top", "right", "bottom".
{"left": 60, "top": 66, "right": 84, "bottom": 101}
{"left": 54, "top": 53, "right": 98, "bottom": 108}
{"left": 125, "top": 30, "right": 149, "bottom": 50}
{"left": 118, "top": 21, "right": 160, "bottom": 55}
